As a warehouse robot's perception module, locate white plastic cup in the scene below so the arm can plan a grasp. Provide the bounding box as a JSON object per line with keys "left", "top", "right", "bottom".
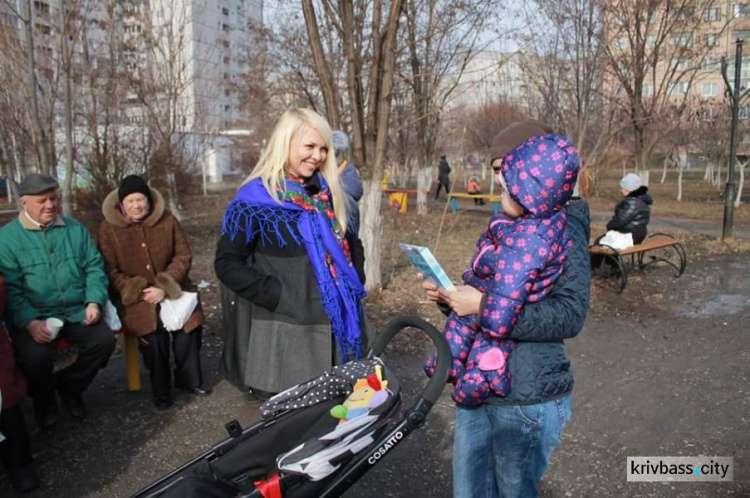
{"left": 46, "top": 317, "right": 64, "bottom": 340}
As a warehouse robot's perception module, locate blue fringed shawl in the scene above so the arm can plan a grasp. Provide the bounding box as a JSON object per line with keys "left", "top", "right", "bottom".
{"left": 222, "top": 175, "right": 367, "bottom": 361}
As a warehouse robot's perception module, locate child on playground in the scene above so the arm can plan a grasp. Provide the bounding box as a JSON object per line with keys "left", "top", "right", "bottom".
{"left": 467, "top": 175, "right": 485, "bottom": 205}
{"left": 425, "top": 123, "right": 580, "bottom": 407}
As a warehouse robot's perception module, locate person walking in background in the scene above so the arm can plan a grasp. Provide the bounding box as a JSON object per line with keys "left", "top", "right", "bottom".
{"left": 98, "top": 175, "right": 209, "bottom": 410}
{"left": 0, "top": 174, "right": 115, "bottom": 429}
{"left": 215, "top": 108, "right": 367, "bottom": 402}
{"left": 0, "top": 275, "right": 40, "bottom": 493}
{"left": 421, "top": 120, "right": 591, "bottom": 498}
{"left": 333, "top": 130, "right": 366, "bottom": 284}
{"left": 606, "top": 172, "right": 652, "bottom": 244}
{"left": 435, "top": 155, "right": 451, "bottom": 199}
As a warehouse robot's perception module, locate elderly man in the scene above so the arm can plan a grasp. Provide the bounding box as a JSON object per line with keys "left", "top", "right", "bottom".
{"left": 0, "top": 174, "right": 114, "bottom": 429}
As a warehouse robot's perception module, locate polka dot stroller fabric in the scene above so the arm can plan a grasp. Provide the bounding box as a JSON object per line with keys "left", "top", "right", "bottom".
{"left": 260, "top": 360, "right": 377, "bottom": 419}
{"left": 258, "top": 358, "right": 400, "bottom": 482}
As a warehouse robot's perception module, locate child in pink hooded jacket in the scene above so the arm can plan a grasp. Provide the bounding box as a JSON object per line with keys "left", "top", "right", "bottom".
{"left": 426, "top": 133, "right": 580, "bottom": 408}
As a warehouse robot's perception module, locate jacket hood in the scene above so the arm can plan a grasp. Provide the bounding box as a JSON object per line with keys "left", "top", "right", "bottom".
{"left": 500, "top": 134, "right": 580, "bottom": 219}
{"left": 101, "top": 185, "right": 165, "bottom": 228}
{"left": 628, "top": 186, "right": 653, "bottom": 204}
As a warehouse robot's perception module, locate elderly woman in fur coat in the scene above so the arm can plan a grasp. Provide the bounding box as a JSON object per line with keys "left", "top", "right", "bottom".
{"left": 98, "top": 175, "right": 208, "bottom": 409}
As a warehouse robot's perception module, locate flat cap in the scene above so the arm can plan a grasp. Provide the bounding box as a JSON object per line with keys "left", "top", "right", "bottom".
{"left": 490, "top": 119, "right": 555, "bottom": 163}
{"left": 18, "top": 173, "right": 59, "bottom": 196}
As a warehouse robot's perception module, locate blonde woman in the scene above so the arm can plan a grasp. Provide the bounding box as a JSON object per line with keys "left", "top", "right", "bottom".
{"left": 215, "top": 109, "right": 367, "bottom": 401}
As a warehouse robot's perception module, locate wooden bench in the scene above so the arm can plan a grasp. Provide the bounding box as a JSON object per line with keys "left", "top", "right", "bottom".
{"left": 447, "top": 193, "right": 504, "bottom": 215}
{"left": 56, "top": 329, "right": 142, "bottom": 391}
{"left": 589, "top": 233, "right": 687, "bottom": 292}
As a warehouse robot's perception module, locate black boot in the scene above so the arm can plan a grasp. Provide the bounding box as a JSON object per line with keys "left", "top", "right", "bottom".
{"left": 9, "top": 465, "right": 40, "bottom": 493}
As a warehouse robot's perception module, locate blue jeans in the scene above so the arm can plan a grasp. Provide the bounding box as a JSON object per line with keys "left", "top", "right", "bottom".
{"left": 453, "top": 397, "right": 572, "bottom": 498}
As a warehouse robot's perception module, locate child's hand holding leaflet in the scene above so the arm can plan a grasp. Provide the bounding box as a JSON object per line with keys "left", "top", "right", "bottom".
{"left": 400, "top": 243, "right": 456, "bottom": 291}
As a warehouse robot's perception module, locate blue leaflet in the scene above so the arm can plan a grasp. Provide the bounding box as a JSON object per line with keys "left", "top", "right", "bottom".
{"left": 400, "top": 243, "right": 456, "bottom": 291}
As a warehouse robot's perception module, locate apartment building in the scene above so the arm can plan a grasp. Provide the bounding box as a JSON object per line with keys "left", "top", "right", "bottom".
{"left": 605, "top": 1, "right": 750, "bottom": 119}
{"left": 447, "top": 50, "right": 532, "bottom": 112}
{"left": 696, "top": 2, "right": 750, "bottom": 119}
{"left": 2, "top": 0, "right": 262, "bottom": 182}
{"left": 3, "top": 0, "right": 262, "bottom": 132}
{"left": 119, "top": 0, "right": 263, "bottom": 131}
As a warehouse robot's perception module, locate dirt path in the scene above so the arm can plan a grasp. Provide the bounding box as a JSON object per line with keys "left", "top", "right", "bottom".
{"left": 1, "top": 197, "right": 748, "bottom": 497}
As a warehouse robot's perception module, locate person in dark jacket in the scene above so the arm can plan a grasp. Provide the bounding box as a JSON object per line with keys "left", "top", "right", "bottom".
{"left": 435, "top": 155, "right": 451, "bottom": 199}
{"left": 606, "top": 173, "right": 652, "bottom": 244}
{"left": 332, "top": 131, "right": 363, "bottom": 235}
{"left": 215, "top": 109, "right": 367, "bottom": 402}
{"left": 332, "top": 130, "right": 366, "bottom": 285}
{"left": 424, "top": 132, "right": 580, "bottom": 410}
{"left": 0, "top": 276, "right": 40, "bottom": 493}
{"left": 422, "top": 120, "right": 590, "bottom": 498}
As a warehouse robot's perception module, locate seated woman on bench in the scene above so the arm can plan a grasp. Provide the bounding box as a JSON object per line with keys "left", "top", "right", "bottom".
{"left": 467, "top": 175, "right": 485, "bottom": 205}
{"left": 606, "top": 173, "right": 652, "bottom": 244}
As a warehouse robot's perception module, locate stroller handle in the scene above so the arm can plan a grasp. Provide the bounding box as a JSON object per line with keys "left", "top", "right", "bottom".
{"left": 368, "top": 315, "right": 451, "bottom": 406}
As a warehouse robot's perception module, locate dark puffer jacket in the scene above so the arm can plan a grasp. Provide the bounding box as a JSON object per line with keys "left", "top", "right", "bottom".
{"left": 485, "top": 198, "right": 590, "bottom": 405}
{"left": 606, "top": 186, "right": 652, "bottom": 244}
{"left": 438, "top": 157, "right": 451, "bottom": 185}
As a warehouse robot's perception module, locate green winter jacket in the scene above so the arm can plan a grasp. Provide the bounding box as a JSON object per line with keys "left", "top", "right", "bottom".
{"left": 0, "top": 213, "right": 108, "bottom": 329}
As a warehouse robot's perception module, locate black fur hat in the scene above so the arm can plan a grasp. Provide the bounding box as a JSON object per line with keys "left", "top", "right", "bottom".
{"left": 118, "top": 175, "right": 152, "bottom": 204}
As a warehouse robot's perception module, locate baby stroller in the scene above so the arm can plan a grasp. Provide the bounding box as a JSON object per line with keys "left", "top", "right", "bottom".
{"left": 131, "top": 315, "right": 451, "bottom": 498}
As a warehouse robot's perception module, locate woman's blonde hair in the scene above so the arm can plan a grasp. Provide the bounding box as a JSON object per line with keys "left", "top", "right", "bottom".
{"left": 243, "top": 108, "right": 348, "bottom": 232}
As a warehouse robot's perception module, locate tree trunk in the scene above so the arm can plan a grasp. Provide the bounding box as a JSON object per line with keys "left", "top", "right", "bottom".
{"left": 676, "top": 164, "right": 683, "bottom": 201}
{"left": 166, "top": 170, "right": 182, "bottom": 221}
{"left": 300, "top": 0, "right": 340, "bottom": 129}
{"left": 8, "top": 133, "right": 23, "bottom": 209}
{"left": 661, "top": 157, "right": 668, "bottom": 183}
{"left": 23, "top": 0, "right": 52, "bottom": 175}
{"left": 360, "top": 178, "right": 383, "bottom": 291}
{"left": 416, "top": 165, "right": 430, "bottom": 215}
{"left": 1, "top": 137, "right": 20, "bottom": 209}
{"left": 715, "top": 160, "right": 722, "bottom": 187}
{"left": 735, "top": 160, "right": 746, "bottom": 208}
{"left": 61, "top": 1, "right": 75, "bottom": 216}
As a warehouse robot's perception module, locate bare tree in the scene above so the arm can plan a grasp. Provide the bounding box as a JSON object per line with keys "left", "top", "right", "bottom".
{"left": 458, "top": 100, "right": 527, "bottom": 157}
{"left": 21, "top": 0, "right": 55, "bottom": 175}
{"left": 125, "top": 0, "right": 214, "bottom": 218}
{"left": 601, "top": 0, "right": 725, "bottom": 171}
{"left": 690, "top": 99, "right": 731, "bottom": 189}
{"left": 399, "top": 0, "right": 499, "bottom": 213}
{"left": 0, "top": 0, "right": 59, "bottom": 179}
{"left": 301, "top": 0, "right": 405, "bottom": 291}
{"left": 0, "top": 12, "right": 31, "bottom": 206}
{"left": 73, "top": 0, "right": 148, "bottom": 202}
{"left": 520, "top": 0, "right": 617, "bottom": 186}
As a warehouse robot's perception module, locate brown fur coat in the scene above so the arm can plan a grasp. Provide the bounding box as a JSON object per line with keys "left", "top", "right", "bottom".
{"left": 97, "top": 187, "right": 204, "bottom": 337}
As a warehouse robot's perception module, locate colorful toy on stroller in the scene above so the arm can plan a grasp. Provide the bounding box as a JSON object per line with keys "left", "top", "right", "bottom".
{"left": 131, "top": 315, "right": 451, "bottom": 498}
